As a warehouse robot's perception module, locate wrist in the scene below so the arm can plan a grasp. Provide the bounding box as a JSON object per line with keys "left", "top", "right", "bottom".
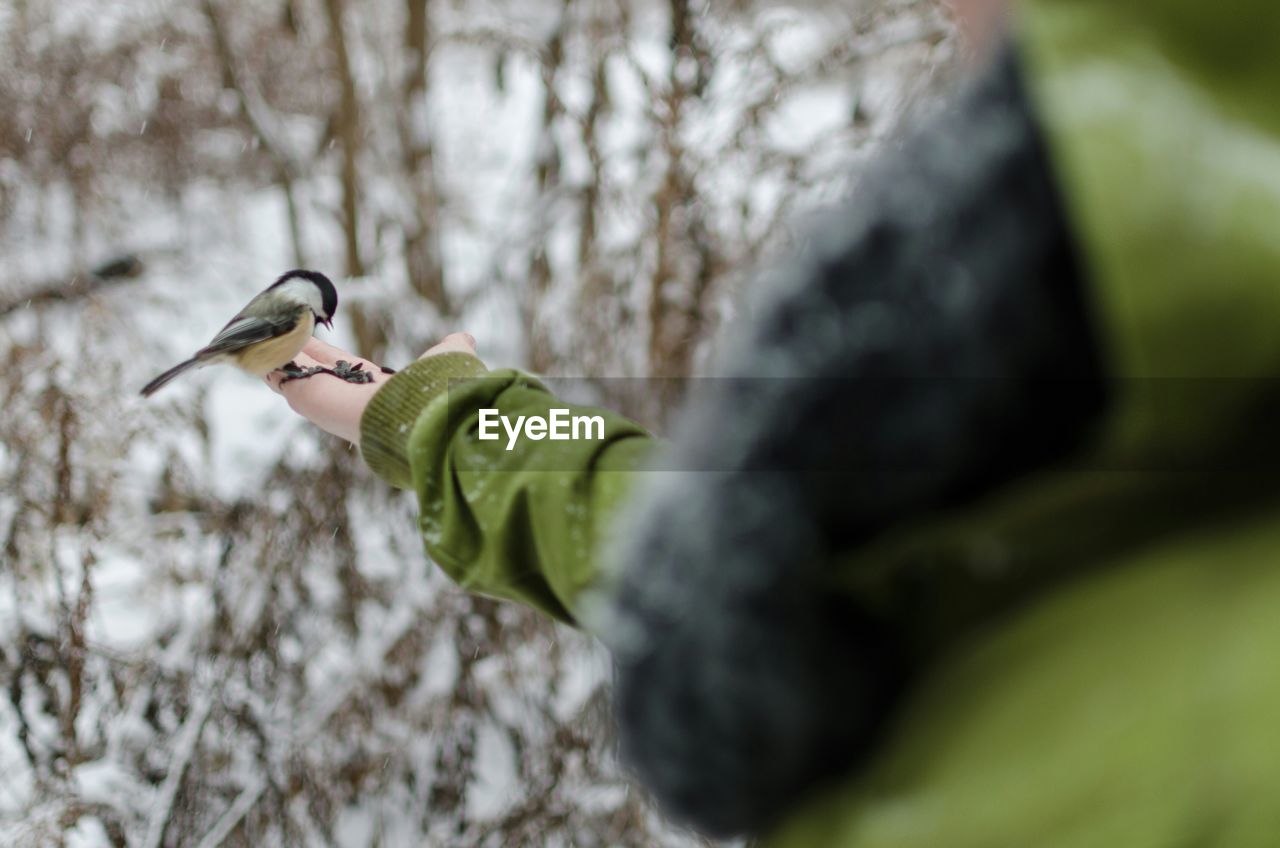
{"left": 359, "top": 352, "right": 490, "bottom": 489}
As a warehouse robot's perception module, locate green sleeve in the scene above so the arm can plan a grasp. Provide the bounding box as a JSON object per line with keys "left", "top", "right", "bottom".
{"left": 1017, "top": 0, "right": 1280, "bottom": 462}
{"left": 359, "top": 353, "right": 653, "bottom": 625}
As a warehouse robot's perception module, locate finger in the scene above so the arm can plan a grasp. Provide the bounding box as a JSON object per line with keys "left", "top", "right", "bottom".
{"left": 303, "top": 337, "right": 386, "bottom": 377}
{"left": 300, "top": 336, "right": 358, "bottom": 366}
{"left": 420, "top": 332, "right": 478, "bottom": 359}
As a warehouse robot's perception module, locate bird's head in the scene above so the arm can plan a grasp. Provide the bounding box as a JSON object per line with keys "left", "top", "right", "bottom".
{"left": 271, "top": 269, "right": 338, "bottom": 329}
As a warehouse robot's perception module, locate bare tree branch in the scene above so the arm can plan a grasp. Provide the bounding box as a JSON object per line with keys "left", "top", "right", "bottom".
{"left": 142, "top": 689, "right": 213, "bottom": 848}
{"left": 201, "top": 0, "right": 308, "bottom": 267}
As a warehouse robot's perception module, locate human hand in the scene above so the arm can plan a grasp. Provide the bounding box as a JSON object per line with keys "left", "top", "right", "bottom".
{"left": 266, "top": 333, "right": 478, "bottom": 445}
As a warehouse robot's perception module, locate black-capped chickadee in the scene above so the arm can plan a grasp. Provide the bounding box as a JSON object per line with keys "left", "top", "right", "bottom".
{"left": 140, "top": 270, "right": 339, "bottom": 397}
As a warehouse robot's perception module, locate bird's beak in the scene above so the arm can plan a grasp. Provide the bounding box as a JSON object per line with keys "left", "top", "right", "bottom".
{"left": 321, "top": 318, "right": 333, "bottom": 330}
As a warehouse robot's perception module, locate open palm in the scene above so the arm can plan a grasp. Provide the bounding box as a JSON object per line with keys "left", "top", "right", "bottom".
{"left": 266, "top": 333, "right": 477, "bottom": 444}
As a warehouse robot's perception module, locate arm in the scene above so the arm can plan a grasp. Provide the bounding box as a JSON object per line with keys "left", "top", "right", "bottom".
{"left": 269, "top": 335, "right": 653, "bottom": 625}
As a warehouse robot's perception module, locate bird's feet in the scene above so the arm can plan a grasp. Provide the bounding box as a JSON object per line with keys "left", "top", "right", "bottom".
{"left": 277, "top": 360, "right": 326, "bottom": 385}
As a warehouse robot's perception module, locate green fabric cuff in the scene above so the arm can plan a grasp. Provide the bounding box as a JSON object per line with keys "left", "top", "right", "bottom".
{"left": 359, "top": 352, "right": 489, "bottom": 489}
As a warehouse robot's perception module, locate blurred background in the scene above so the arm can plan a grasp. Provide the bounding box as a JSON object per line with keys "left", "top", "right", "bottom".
{"left": 0, "top": 0, "right": 955, "bottom": 844}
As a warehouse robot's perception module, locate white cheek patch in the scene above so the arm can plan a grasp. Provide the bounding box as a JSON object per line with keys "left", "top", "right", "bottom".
{"left": 272, "top": 277, "right": 325, "bottom": 315}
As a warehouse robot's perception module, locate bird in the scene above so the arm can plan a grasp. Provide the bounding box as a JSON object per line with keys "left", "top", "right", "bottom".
{"left": 140, "top": 269, "right": 340, "bottom": 397}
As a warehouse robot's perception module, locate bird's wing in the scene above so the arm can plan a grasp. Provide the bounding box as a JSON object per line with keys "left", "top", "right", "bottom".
{"left": 197, "top": 309, "right": 302, "bottom": 357}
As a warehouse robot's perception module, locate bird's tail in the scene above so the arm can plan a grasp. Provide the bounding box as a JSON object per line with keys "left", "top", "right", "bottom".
{"left": 140, "top": 357, "right": 201, "bottom": 397}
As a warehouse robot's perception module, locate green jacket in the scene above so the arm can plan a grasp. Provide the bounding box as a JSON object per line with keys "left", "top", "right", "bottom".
{"left": 358, "top": 1, "right": 1280, "bottom": 842}
{"left": 359, "top": 357, "right": 653, "bottom": 624}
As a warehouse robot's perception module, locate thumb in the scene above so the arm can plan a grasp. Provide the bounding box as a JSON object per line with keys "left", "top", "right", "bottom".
{"left": 421, "top": 332, "right": 478, "bottom": 359}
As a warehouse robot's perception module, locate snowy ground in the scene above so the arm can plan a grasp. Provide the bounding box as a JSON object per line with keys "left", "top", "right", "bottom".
{"left": 0, "top": 1, "right": 953, "bottom": 844}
